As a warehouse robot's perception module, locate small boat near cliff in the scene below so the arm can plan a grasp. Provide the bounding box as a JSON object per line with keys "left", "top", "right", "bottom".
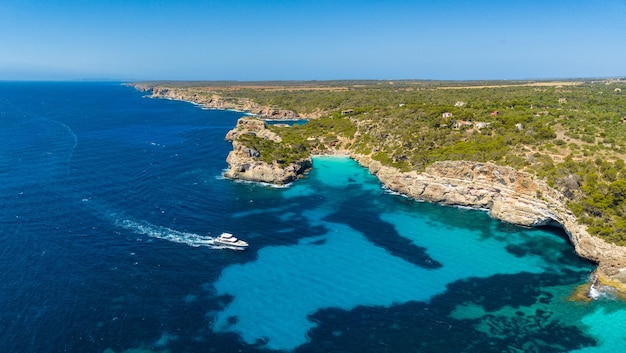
{"left": 213, "top": 232, "right": 248, "bottom": 250}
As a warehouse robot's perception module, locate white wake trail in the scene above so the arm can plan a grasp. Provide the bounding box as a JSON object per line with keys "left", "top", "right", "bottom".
{"left": 115, "top": 218, "right": 222, "bottom": 249}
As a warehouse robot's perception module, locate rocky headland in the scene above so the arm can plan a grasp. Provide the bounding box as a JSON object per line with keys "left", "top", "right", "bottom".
{"left": 221, "top": 115, "right": 626, "bottom": 295}
{"left": 223, "top": 118, "right": 312, "bottom": 185}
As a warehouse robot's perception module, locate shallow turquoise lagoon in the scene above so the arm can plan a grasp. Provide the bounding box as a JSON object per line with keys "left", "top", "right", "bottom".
{"left": 212, "top": 157, "right": 623, "bottom": 352}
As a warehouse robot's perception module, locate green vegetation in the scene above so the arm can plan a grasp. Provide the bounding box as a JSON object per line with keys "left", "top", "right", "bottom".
{"left": 151, "top": 79, "right": 626, "bottom": 245}
{"left": 237, "top": 133, "right": 309, "bottom": 167}
{"left": 274, "top": 114, "right": 357, "bottom": 149}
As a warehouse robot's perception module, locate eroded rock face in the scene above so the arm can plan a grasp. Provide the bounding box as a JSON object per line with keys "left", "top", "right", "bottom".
{"left": 223, "top": 118, "right": 311, "bottom": 185}
{"left": 224, "top": 145, "right": 312, "bottom": 185}
{"left": 149, "top": 87, "right": 302, "bottom": 120}
{"left": 353, "top": 156, "right": 626, "bottom": 290}
{"left": 225, "top": 117, "right": 282, "bottom": 143}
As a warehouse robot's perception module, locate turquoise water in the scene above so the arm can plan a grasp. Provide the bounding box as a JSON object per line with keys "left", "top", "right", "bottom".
{"left": 212, "top": 156, "right": 625, "bottom": 352}
{"left": 0, "top": 82, "right": 624, "bottom": 353}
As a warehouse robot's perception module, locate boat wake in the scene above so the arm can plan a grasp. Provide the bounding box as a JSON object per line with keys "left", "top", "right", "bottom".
{"left": 114, "top": 218, "right": 247, "bottom": 250}
{"left": 115, "top": 218, "right": 219, "bottom": 248}
{"left": 0, "top": 114, "right": 79, "bottom": 188}
{"left": 69, "top": 178, "right": 246, "bottom": 251}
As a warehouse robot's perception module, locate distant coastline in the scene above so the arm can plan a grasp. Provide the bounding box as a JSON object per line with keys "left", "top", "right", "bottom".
{"left": 132, "top": 83, "right": 313, "bottom": 120}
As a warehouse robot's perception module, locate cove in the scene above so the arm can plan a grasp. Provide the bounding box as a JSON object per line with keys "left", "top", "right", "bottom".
{"left": 210, "top": 156, "right": 594, "bottom": 351}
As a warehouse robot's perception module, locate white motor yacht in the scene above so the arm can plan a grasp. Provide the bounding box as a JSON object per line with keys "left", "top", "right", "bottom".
{"left": 213, "top": 232, "right": 248, "bottom": 249}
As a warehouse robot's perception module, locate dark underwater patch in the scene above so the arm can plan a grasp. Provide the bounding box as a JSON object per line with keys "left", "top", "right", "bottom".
{"left": 323, "top": 190, "right": 442, "bottom": 269}
{"left": 229, "top": 191, "right": 328, "bottom": 256}
{"left": 297, "top": 271, "right": 596, "bottom": 353}
{"left": 504, "top": 227, "right": 595, "bottom": 269}
{"left": 437, "top": 270, "right": 589, "bottom": 312}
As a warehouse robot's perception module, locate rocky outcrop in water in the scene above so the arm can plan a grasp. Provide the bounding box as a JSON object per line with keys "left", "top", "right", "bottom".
{"left": 223, "top": 118, "right": 311, "bottom": 185}
{"left": 351, "top": 155, "right": 626, "bottom": 292}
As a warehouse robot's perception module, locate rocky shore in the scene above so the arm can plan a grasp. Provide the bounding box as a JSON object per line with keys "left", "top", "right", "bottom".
{"left": 350, "top": 154, "right": 626, "bottom": 294}
{"left": 137, "top": 85, "right": 305, "bottom": 120}
{"left": 223, "top": 118, "right": 312, "bottom": 185}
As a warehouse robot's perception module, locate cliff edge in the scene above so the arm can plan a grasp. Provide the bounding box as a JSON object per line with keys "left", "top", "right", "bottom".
{"left": 352, "top": 154, "right": 626, "bottom": 292}
{"left": 147, "top": 86, "right": 304, "bottom": 120}
{"left": 223, "top": 118, "right": 312, "bottom": 185}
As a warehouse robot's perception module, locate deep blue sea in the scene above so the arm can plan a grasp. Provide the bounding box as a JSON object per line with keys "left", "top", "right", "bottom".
{"left": 1, "top": 82, "right": 625, "bottom": 353}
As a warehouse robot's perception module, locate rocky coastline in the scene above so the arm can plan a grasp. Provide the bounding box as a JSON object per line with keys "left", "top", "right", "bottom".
{"left": 224, "top": 121, "right": 626, "bottom": 295}
{"left": 135, "top": 84, "right": 626, "bottom": 296}
{"left": 136, "top": 85, "right": 306, "bottom": 120}
{"left": 223, "top": 117, "right": 312, "bottom": 185}
{"left": 349, "top": 154, "right": 626, "bottom": 295}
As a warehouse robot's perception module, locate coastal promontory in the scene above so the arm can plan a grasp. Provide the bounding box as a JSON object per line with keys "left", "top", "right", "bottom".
{"left": 223, "top": 117, "right": 312, "bottom": 185}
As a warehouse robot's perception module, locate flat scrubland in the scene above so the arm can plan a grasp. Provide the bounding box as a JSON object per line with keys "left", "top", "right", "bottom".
{"left": 145, "top": 79, "right": 626, "bottom": 245}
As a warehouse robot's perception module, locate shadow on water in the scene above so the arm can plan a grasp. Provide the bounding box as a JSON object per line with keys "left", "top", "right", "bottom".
{"left": 323, "top": 184, "right": 442, "bottom": 269}
{"left": 228, "top": 186, "right": 329, "bottom": 250}
{"left": 504, "top": 225, "right": 596, "bottom": 268}
{"left": 297, "top": 270, "right": 597, "bottom": 353}
{"left": 389, "top": 190, "right": 594, "bottom": 271}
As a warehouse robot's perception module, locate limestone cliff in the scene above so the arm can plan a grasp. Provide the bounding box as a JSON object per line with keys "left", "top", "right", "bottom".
{"left": 148, "top": 86, "right": 303, "bottom": 120}
{"left": 225, "top": 117, "right": 283, "bottom": 143}
{"left": 223, "top": 118, "right": 312, "bottom": 185}
{"left": 351, "top": 155, "right": 626, "bottom": 292}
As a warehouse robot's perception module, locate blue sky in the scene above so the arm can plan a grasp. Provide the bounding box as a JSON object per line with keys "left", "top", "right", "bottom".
{"left": 1, "top": 0, "right": 625, "bottom": 81}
